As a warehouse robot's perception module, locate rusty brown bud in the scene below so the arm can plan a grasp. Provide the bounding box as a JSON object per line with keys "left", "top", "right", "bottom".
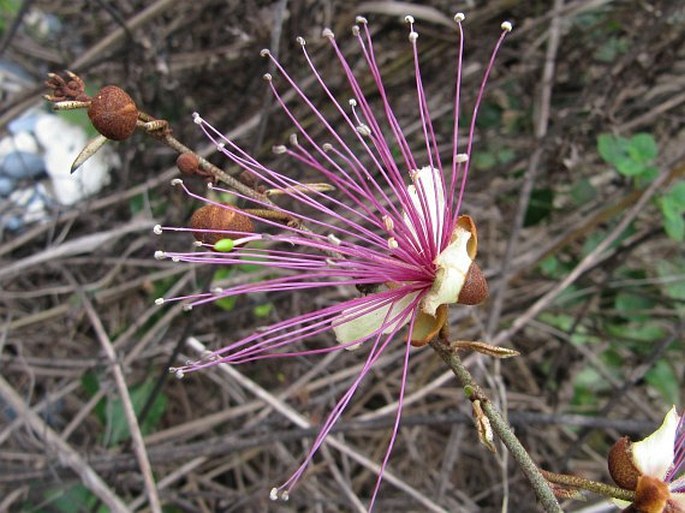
{"left": 87, "top": 85, "right": 138, "bottom": 141}
{"left": 608, "top": 436, "right": 641, "bottom": 491}
{"left": 189, "top": 204, "right": 254, "bottom": 246}
{"left": 176, "top": 153, "right": 200, "bottom": 175}
{"left": 457, "top": 262, "right": 488, "bottom": 305}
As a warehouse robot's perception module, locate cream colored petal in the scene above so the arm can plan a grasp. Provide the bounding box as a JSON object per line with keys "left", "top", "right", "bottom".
{"left": 632, "top": 406, "right": 680, "bottom": 479}
{"left": 332, "top": 292, "right": 419, "bottom": 349}
{"left": 403, "top": 166, "right": 445, "bottom": 245}
{"left": 420, "top": 222, "right": 473, "bottom": 316}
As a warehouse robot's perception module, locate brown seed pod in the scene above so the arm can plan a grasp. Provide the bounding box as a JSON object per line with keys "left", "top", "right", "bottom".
{"left": 176, "top": 153, "right": 200, "bottom": 175}
{"left": 457, "top": 262, "right": 488, "bottom": 305}
{"left": 608, "top": 436, "right": 641, "bottom": 490}
{"left": 190, "top": 204, "right": 254, "bottom": 246}
{"left": 87, "top": 85, "right": 138, "bottom": 141}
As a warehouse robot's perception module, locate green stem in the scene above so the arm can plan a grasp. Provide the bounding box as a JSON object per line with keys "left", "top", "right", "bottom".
{"left": 430, "top": 337, "right": 563, "bottom": 513}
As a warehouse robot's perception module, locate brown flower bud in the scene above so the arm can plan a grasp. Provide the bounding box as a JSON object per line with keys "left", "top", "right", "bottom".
{"left": 457, "top": 262, "right": 488, "bottom": 305}
{"left": 608, "top": 436, "right": 641, "bottom": 491}
{"left": 189, "top": 204, "right": 254, "bottom": 246}
{"left": 176, "top": 153, "right": 200, "bottom": 175}
{"left": 87, "top": 85, "right": 138, "bottom": 141}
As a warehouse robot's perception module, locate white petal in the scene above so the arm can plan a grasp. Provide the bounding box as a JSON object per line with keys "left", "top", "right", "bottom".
{"left": 332, "top": 292, "right": 419, "bottom": 349}
{"left": 632, "top": 406, "right": 680, "bottom": 479}
{"left": 404, "top": 166, "right": 445, "bottom": 245}
{"left": 420, "top": 223, "right": 472, "bottom": 316}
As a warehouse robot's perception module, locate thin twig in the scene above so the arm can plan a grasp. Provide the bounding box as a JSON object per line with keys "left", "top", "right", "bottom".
{"left": 429, "top": 338, "right": 563, "bottom": 513}
{"left": 73, "top": 276, "right": 163, "bottom": 513}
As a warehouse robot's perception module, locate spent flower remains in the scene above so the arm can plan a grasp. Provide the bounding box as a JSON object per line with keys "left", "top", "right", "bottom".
{"left": 155, "top": 13, "right": 512, "bottom": 506}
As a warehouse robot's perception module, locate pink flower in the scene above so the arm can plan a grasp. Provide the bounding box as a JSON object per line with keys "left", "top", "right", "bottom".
{"left": 155, "top": 13, "right": 511, "bottom": 509}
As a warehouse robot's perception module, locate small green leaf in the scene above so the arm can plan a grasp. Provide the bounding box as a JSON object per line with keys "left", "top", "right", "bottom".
{"left": 570, "top": 178, "right": 597, "bottom": 205}
{"left": 627, "top": 133, "right": 658, "bottom": 162}
{"left": 665, "top": 181, "right": 685, "bottom": 209}
{"left": 656, "top": 260, "right": 685, "bottom": 301}
{"left": 614, "top": 291, "right": 655, "bottom": 320}
{"left": 43, "top": 483, "right": 98, "bottom": 513}
{"left": 645, "top": 360, "right": 680, "bottom": 405}
{"left": 524, "top": 187, "right": 554, "bottom": 226}
{"left": 615, "top": 157, "right": 646, "bottom": 177}
{"left": 253, "top": 302, "right": 273, "bottom": 318}
{"left": 104, "top": 379, "right": 167, "bottom": 446}
{"left": 662, "top": 214, "right": 684, "bottom": 241}
{"left": 597, "top": 133, "right": 628, "bottom": 166}
{"left": 215, "top": 295, "right": 237, "bottom": 311}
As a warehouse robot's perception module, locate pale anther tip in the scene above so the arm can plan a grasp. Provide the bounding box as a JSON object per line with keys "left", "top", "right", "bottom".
{"left": 408, "top": 31, "right": 418, "bottom": 42}
{"left": 171, "top": 256, "right": 180, "bottom": 263}
{"left": 154, "top": 250, "right": 166, "bottom": 260}
{"left": 387, "top": 237, "right": 398, "bottom": 249}
{"left": 193, "top": 240, "right": 203, "bottom": 247}
{"left": 153, "top": 224, "right": 163, "bottom": 235}
{"left": 348, "top": 98, "right": 357, "bottom": 107}
{"left": 455, "top": 153, "right": 469, "bottom": 163}
{"left": 355, "top": 16, "right": 367, "bottom": 24}
{"left": 501, "top": 21, "right": 513, "bottom": 32}
{"left": 356, "top": 124, "right": 371, "bottom": 137}
{"left": 259, "top": 48, "right": 270, "bottom": 57}
{"left": 207, "top": 182, "right": 214, "bottom": 190}
{"left": 269, "top": 488, "right": 279, "bottom": 501}
{"left": 183, "top": 304, "right": 193, "bottom": 311}
{"left": 174, "top": 369, "right": 185, "bottom": 379}
{"left": 170, "top": 178, "right": 183, "bottom": 186}
{"left": 281, "top": 491, "right": 289, "bottom": 501}
{"left": 273, "top": 144, "right": 287, "bottom": 154}
{"left": 454, "top": 13, "right": 465, "bottom": 23}
{"left": 289, "top": 133, "right": 299, "bottom": 145}
{"left": 404, "top": 15, "right": 415, "bottom": 24}
{"left": 155, "top": 298, "right": 165, "bottom": 305}
{"left": 263, "top": 73, "right": 272, "bottom": 81}
{"left": 322, "top": 143, "right": 333, "bottom": 151}
{"left": 351, "top": 26, "right": 360, "bottom": 36}
{"left": 296, "top": 36, "right": 306, "bottom": 46}
{"left": 322, "top": 28, "right": 334, "bottom": 39}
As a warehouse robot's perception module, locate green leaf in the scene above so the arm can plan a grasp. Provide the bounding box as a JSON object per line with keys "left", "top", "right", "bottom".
{"left": 615, "top": 157, "right": 647, "bottom": 177}
{"left": 570, "top": 178, "right": 597, "bottom": 205}
{"left": 665, "top": 181, "right": 685, "bottom": 209}
{"left": 627, "top": 133, "right": 658, "bottom": 162}
{"left": 253, "top": 302, "right": 273, "bottom": 318}
{"left": 614, "top": 291, "right": 655, "bottom": 320}
{"left": 104, "top": 378, "right": 167, "bottom": 446}
{"left": 215, "top": 295, "right": 237, "bottom": 311}
{"left": 524, "top": 187, "right": 554, "bottom": 226}
{"left": 645, "top": 360, "right": 680, "bottom": 405}
{"left": 662, "top": 214, "right": 684, "bottom": 241}
{"left": 597, "top": 133, "right": 628, "bottom": 166}
{"left": 42, "top": 483, "right": 98, "bottom": 513}
{"left": 656, "top": 260, "right": 685, "bottom": 301}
